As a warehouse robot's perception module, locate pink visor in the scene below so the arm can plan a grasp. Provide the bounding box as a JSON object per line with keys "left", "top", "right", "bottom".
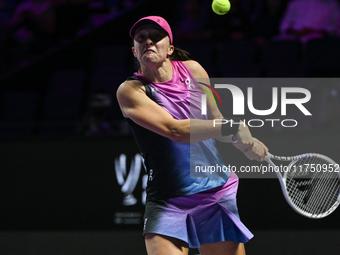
{"left": 129, "top": 16, "right": 173, "bottom": 43}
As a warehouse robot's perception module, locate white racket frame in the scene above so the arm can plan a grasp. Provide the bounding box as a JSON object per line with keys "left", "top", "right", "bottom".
{"left": 264, "top": 152, "right": 340, "bottom": 219}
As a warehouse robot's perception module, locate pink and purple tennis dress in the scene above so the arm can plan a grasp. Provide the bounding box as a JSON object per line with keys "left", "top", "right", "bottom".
{"left": 126, "top": 60, "right": 253, "bottom": 248}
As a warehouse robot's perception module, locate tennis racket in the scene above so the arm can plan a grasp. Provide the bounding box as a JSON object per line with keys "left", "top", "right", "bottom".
{"left": 264, "top": 152, "right": 340, "bottom": 219}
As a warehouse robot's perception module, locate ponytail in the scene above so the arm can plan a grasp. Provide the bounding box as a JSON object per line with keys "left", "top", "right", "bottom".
{"left": 169, "top": 47, "right": 191, "bottom": 61}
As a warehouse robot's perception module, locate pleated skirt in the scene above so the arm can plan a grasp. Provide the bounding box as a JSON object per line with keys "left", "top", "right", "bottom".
{"left": 143, "top": 172, "right": 253, "bottom": 248}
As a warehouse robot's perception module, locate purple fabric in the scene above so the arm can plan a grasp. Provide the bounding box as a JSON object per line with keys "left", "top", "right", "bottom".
{"left": 143, "top": 173, "right": 254, "bottom": 248}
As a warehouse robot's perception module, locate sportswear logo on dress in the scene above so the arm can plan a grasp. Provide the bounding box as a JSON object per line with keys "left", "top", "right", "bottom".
{"left": 186, "top": 78, "right": 196, "bottom": 90}
{"left": 186, "top": 77, "right": 222, "bottom": 115}
{"left": 151, "top": 87, "right": 158, "bottom": 93}
{"left": 114, "top": 154, "right": 142, "bottom": 206}
{"left": 149, "top": 169, "right": 153, "bottom": 181}
{"left": 143, "top": 218, "right": 148, "bottom": 230}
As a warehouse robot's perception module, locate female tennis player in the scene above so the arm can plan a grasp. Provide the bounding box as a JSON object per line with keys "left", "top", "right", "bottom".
{"left": 117, "top": 16, "right": 268, "bottom": 255}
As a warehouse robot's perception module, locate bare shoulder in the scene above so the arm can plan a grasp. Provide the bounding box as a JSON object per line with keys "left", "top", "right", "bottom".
{"left": 116, "top": 79, "right": 148, "bottom": 118}
{"left": 182, "top": 60, "right": 209, "bottom": 79}
{"left": 116, "top": 79, "right": 145, "bottom": 99}
{"left": 182, "top": 60, "right": 203, "bottom": 73}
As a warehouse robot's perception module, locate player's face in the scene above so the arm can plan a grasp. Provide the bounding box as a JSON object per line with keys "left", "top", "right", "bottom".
{"left": 132, "top": 25, "right": 174, "bottom": 67}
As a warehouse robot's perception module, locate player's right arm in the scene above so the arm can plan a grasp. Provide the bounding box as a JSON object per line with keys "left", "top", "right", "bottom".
{"left": 116, "top": 80, "right": 222, "bottom": 143}
{"left": 117, "top": 80, "right": 267, "bottom": 161}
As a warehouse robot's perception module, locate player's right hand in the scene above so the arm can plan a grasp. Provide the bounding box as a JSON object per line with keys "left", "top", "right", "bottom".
{"left": 232, "top": 123, "right": 268, "bottom": 161}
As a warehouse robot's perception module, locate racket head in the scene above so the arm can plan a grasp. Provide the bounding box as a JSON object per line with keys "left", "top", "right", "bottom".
{"left": 267, "top": 153, "right": 340, "bottom": 219}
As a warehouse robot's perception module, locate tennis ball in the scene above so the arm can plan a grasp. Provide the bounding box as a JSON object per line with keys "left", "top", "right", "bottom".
{"left": 212, "top": 0, "right": 231, "bottom": 15}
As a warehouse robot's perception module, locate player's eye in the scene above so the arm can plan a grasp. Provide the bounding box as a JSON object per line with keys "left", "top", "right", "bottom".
{"left": 152, "top": 33, "right": 163, "bottom": 41}
{"left": 135, "top": 34, "right": 144, "bottom": 41}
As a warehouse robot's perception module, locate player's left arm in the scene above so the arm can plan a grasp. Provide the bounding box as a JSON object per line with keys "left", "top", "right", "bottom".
{"left": 183, "top": 60, "right": 268, "bottom": 161}
{"left": 183, "top": 60, "right": 223, "bottom": 119}
{"left": 183, "top": 60, "right": 233, "bottom": 142}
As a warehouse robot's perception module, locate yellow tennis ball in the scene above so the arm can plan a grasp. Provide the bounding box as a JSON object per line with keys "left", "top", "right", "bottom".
{"left": 212, "top": 0, "right": 231, "bottom": 15}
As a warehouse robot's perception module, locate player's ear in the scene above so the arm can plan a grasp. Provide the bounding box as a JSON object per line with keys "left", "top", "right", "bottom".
{"left": 167, "top": 45, "right": 174, "bottom": 56}
{"left": 132, "top": 47, "right": 137, "bottom": 57}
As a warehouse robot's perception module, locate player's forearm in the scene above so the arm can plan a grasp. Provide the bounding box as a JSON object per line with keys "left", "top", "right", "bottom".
{"left": 168, "top": 119, "right": 224, "bottom": 143}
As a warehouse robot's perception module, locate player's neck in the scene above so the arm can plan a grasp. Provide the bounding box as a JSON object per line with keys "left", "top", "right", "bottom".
{"left": 140, "top": 60, "right": 173, "bottom": 83}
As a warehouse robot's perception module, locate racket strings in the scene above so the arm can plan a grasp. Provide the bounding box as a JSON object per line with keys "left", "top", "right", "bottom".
{"left": 306, "top": 167, "right": 334, "bottom": 214}
{"left": 303, "top": 158, "right": 339, "bottom": 214}
{"left": 321, "top": 170, "right": 340, "bottom": 210}
{"left": 286, "top": 157, "right": 340, "bottom": 216}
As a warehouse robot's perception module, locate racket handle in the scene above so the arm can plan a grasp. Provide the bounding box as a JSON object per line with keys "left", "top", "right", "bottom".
{"left": 232, "top": 134, "right": 238, "bottom": 144}
{"left": 264, "top": 152, "right": 273, "bottom": 161}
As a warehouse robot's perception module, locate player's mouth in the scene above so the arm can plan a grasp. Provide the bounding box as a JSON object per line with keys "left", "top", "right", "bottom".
{"left": 144, "top": 49, "right": 155, "bottom": 54}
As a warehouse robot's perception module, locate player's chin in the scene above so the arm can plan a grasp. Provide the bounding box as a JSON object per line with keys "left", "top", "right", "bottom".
{"left": 141, "top": 56, "right": 160, "bottom": 65}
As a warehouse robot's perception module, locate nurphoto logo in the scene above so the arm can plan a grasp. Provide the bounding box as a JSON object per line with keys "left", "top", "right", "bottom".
{"left": 198, "top": 81, "right": 312, "bottom": 129}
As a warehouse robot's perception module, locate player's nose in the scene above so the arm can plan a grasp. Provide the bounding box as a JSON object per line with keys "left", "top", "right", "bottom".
{"left": 145, "top": 37, "right": 153, "bottom": 45}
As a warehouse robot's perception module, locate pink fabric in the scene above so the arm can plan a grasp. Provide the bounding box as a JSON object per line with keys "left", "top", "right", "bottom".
{"left": 134, "top": 61, "right": 204, "bottom": 121}
{"left": 129, "top": 16, "right": 173, "bottom": 43}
